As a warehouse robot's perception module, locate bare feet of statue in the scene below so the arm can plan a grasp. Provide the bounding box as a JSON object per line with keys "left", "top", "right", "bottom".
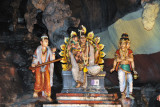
{"left": 129, "top": 94, "right": 135, "bottom": 100}
{"left": 121, "top": 93, "right": 126, "bottom": 99}
{"left": 76, "top": 82, "right": 81, "bottom": 88}
{"left": 76, "top": 83, "right": 81, "bottom": 88}
{"left": 47, "top": 97, "right": 53, "bottom": 102}
{"left": 110, "top": 68, "right": 115, "bottom": 73}
{"left": 33, "top": 92, "right": 38, "bottom": 98}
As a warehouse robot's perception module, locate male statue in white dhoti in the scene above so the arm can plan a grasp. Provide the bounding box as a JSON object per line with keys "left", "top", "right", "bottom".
{"left": 110, "top": 33, "right": 138, "bottom": 99}
{"left": 67, "top": 25, "right": 101, "bottom": 88}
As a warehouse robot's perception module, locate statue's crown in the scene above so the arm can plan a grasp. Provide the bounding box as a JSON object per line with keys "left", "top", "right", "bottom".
{"left": 79, "top": 25, "right": 87, "bottom": 35}
{"left": 120, "top": 38, "right": 127, "bottom": 43}
{"left": 70, "top": 31, "right": 77, "bottom": 38}
{"left": 41, "top": 34, "right": 48, "bottom": 40}
{"left": 121, "top": 33, "right": 129, "bottom": 39}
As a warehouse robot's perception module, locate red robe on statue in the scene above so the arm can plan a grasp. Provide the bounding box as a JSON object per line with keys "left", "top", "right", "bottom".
{"left": 32, "top": 46, "right": 54, "bottom": 97}
{"left": 115, "top": 49, "right": 133, "bottom": 71}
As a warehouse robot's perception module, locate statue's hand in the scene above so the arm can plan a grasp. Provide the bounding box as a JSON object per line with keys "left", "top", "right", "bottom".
{"left": 32, "top": 64, "right": 36, "bottom": 67}
{"left": 96, "top": 43, "right": 100, "bottom": 51}
{"left": 157, "top": 95, "right": 160, "bottom": 101}
{"left": 133, "top": 70, "right": 138, "bottom": 74}
{"left": 126, "top": 56, "right": 133, "bottom": 62}
{"left": 84, "top": 56, "right": 88, "bottom": 61}
{"left": 52, "top": 48, "right": 56, "bottom": 53}
{"left": 110, "top": 68, "right": 115, "bottom": 73}
{"left": 117, "top": 58, "right": 122, "bottom": 62}
{"left": 31, "top": 64, "right": 36, "bottom": 73}
{"left": 67, "top": 45, "right": 71, "bottom": 50}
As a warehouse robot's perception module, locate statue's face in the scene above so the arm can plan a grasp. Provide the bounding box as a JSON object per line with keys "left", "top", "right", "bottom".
{"left": 120, "top": 41, "right": 127, "bottom": 50}
{"left": 41, "top": 39, "right": 48, "bottom": 47}
{"left": 73, "top": 36, "right": 78, "bottom": 42}
{"left": 126, "top": 41, "right": 130, "bottom": 49}
{"left": 80, "top": 35, "right": 86, "bottom": 44}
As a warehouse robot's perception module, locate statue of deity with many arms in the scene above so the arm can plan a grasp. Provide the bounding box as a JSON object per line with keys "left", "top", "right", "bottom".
{"left": 59, "top": 25, "right": 106, "bottom": 90}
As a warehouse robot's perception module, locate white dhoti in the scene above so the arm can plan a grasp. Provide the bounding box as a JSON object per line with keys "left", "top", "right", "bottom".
{"left": 118, "top": 69, "right": 133, "bottom": 96}
{"left": 70, "top": 45, "right": 101, "bottom": 88}
{"left": 70, "top": 53, "right": 101, "bottom": 87}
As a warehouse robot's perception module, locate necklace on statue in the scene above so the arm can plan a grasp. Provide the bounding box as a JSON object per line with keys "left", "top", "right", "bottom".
{"left": 42, "top": 49, "right": 47, "bottom": 56}
{"left": 120, "top": 49, "right": 128, "bottom": 59}
{"left": 82, "top": 41, "right": 88, "bottom": 66}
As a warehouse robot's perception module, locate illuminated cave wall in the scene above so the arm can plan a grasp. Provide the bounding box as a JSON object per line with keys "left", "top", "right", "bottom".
{"left": 98, "top": 3, "right": 160, "bottom": 58}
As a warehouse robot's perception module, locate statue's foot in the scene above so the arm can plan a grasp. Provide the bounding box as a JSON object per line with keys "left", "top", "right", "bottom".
{"left": 33, "top": 92, "right": 38, "bottom": 98}
{"left": 129, "top": 94, "right": 135, "bottom": 100}
{"left": 76, "top": 83, "right": 82, "bottom": 88}
{"left": 47, "top": 97, "right": 53, "bottom": 102}
{"left": 121, "top": 93, "right": 126, "bottom": 99}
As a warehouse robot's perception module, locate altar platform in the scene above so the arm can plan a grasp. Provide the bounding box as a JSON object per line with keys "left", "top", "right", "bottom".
{"left": 43, "top": 71, "right": 122, "bottom": 107}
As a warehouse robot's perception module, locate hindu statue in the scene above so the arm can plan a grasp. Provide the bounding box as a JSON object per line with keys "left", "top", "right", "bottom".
{"left": 30, "top": 35, "right": 56, "bottom": 101}
{"left": 110, "top": 33, "right": 138, "bottom": 99}
{"left": 60, "top": 25, "right": 106, "bottom": 89}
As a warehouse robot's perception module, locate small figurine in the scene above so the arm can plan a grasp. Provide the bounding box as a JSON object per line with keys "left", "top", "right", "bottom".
{"left": 31, "top": 34, "right": 56, "bottom": 101}
{"left": 70, "top": 31, "right": 81, "bottom": 62}
{"left": 110, "top": 33, "right": 137, "bottom": 99}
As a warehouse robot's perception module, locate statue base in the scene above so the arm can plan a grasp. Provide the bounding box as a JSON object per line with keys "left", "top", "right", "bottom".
{"left": 44, "top": 104, "right": 121, "bottom": 107}
{"left": 43, "top": 71, "right": 121, "bottom": 106}
{"left": 61, "top": 71, "right": 108, "bottom": 94}
{"left": 56, "top": 93, "right": 120, "bottom": 104}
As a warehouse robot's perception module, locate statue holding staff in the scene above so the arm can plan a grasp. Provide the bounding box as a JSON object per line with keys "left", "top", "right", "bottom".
{"left": 30, "top": 34, "right": 57, "bottom": 101}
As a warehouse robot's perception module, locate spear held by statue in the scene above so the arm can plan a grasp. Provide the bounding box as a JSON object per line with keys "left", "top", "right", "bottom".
{"left": 29, "top": 58, "right": 62, "bottom": 71}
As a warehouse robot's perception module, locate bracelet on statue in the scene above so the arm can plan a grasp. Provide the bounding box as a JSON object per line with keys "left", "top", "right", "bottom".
{"left": 133, "top": 68, "right": 135, "bottom": 71}
{"left": 113, "top": 66, "right": 116, "bottom": 70}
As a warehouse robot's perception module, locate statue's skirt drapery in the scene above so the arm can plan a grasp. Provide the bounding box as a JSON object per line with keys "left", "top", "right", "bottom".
{"left": 34, "top": 65, "right": 51, "bottom": 97}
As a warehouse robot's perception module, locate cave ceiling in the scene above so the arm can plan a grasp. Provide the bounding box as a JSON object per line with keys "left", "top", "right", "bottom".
{"left": 0, "top": 0, "right": 142, "bottom": 34}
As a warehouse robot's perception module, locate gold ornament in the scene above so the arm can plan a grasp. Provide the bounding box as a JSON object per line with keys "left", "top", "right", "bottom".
{"left": 60, "top": 44, "right": 66, "bottom": 50}
{"left": 134, "top": 73, "right": 138, "bottom": 79}
{"left": 98, "top": 58, "right": 104, "bottom": 64}
{"left": 64, "top": 37, "right": 69, "bottom": 44}
{"left": 100, "top": 65, "right": 104, "bottom": 71}
{"left": 60, "top": 58, "right": 67, "bottom": 63}
{"left": 70, "top": 31, "right": 77, "bottom": 37}
{"left": 59, "top": 51, "right": 65, "bottom": 56}
{"left": 100, "top": 51, "right": 106, "bottom": 58}
{"left": 81, "top": 25, "right": 87, "bottom": 34}
{"left": 99, "top": 44, "right": 104, "bottom": 50}
{"left": 87, "top": 31, "right": 94, "bottom": 39}
{"left": 83, "top": 67, "right": 88, "bottom": 73}
{"left": 94, "top": 37, "right": 100, "bottom": 44}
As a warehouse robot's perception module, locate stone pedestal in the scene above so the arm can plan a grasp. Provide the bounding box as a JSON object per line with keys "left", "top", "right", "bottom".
{"left": 56, "top": 93, "right": 119, "bottom": 104}
{"left": 43, "top": 71, "right": 121, "bottom": 106}
{"left": 55, "top": 71, "right": 121, "bottom": 105}
{"left": 45, "top": 93, "right": 121, "bottom": 106}
{"left": 61, "top": 71, "right": 108, "bottom": 93}
{"left": 44, "top": 104, "right": 121, "bottom": 107}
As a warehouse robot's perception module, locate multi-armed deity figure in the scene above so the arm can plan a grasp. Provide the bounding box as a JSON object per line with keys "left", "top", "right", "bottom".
{"left": 60, "top": 25, "right": 105, "bottom": 89}
{"left": 110, "top": 33, "right": 138, "bottom": 99}
{"left": 69, "top": 25, "right": 101, "bottom": 88}
{"left": 30, "top": 35, "right": 57, "bottom": 101}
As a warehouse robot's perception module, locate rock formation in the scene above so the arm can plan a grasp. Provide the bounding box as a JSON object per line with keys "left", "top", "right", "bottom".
{"left": 42, "top": 0, "right": 80, "bottom": 48}
{"left": 0, "top": 44, "right": 23, "bottom": 105}
{"left": 66, "top": 0, "right": 141, "bottom": 32}
{"left": 97, "top": 7, "right": 160, "bottom": 58}
{"left": 24, "top": 0, "right": 38, "bottom": 33}
{"left": 142, "top": 2, "right": 159, "bottom": 31}
{"left": 31, "top": 0, "right": 53, "bottom": 11}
